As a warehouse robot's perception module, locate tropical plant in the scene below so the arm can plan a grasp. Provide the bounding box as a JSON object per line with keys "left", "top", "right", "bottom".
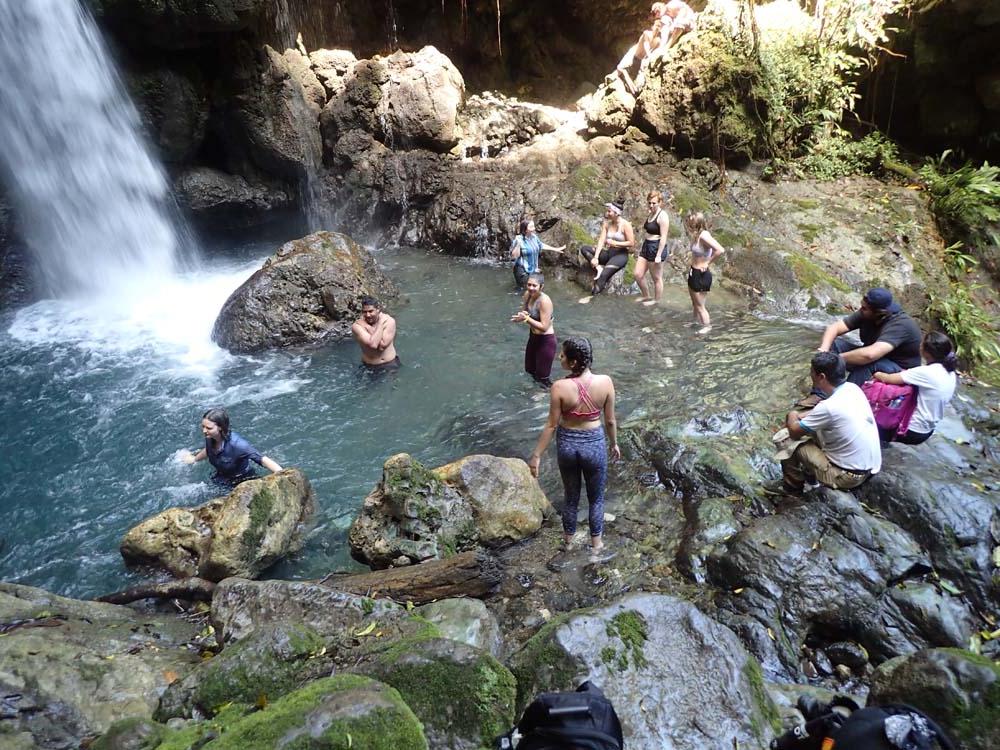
{"left": 918, "top": 152, "right": 1000, "bottom": 247}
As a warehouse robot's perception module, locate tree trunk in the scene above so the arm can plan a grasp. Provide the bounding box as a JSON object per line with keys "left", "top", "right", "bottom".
{"left": 96, "top": 577, "right": 217, "bottom": 605}
{"left": 319, "top": 550, "right": 502, "bottom": 604}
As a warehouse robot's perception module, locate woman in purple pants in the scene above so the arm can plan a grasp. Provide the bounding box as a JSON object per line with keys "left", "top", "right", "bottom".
{"left": 511, "top": 272, "right": 556, "bottom": 387}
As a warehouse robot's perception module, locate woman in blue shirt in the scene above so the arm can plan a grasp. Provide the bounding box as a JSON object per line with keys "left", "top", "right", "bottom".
{"left": 510, "top": 219, "right": 565, "bottom": 288}
{"left": 182, "top": 408, "right": 282, "bottom": 486}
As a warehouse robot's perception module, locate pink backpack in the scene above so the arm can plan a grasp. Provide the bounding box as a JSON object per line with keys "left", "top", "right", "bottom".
{"left": 861, "top": 380, "right": 918, "bottom": 436}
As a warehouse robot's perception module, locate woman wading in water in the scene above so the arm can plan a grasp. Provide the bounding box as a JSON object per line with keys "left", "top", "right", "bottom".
{"left": 511, "top": 272, "right": 556, "bottom": 387}
{"left": 510, "top": 219, "right": 565, "bottom": 288}
{"left": 684, "top": 211, "right": 726, "bottom": 334}
{"left": 182, "top": 408, "right": 282, "bottom": 487}
{"left": 528, "top": 337, "right": 619, "bottom": 561}
{"left": 634, "top": 189, "right": 670, "bottom": 305}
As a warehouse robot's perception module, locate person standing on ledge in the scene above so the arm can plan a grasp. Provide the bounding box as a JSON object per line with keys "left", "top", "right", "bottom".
{"left": 511, "top": 272, "right": 557, "bottom": 388}
{"left": 817, "top": 287, "right": 922, "bottom": 387}
{"left": 351, "top": 295, "right": 399, "bottom": 370}
{"left": 182, "top": 407, "right": 282, "bottom": 487}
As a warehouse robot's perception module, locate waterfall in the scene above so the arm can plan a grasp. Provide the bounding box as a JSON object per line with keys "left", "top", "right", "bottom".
{"left": 0, "top": 0, "right": 180, "bottom": 298}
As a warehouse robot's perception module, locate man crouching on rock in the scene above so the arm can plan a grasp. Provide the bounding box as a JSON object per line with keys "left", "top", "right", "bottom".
{"left": 763, "top": 352, "right": 881, "bottom": 498}
{"left": 351, "top": 295, "right": 400, "bottom": 370}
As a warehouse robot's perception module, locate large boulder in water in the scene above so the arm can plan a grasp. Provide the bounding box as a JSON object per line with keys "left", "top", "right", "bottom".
{"left": 120, "top": 469, "right": 315, "bottom": 581}
{"left": 868, "top": 648, "right": 1000, "bottom": 750}
{"left": 508, "top": 593, "right": 781, "bottom": 749}
{"left": 0, "top": 582, "right": 201, "bottom": 749}
{"left": 211, "top": 230, "right": 398, "bottom": 353}
{"left": 349, "top": 453, "right": 553, "bottom": 569}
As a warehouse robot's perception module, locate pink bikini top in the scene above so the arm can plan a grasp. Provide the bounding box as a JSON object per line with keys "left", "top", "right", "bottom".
{"left": 563, "top": 376, "right": 602, "bottom": 420}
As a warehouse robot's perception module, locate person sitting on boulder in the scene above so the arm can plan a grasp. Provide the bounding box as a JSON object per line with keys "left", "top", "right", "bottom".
{"left": 613, "top": 3, "right": 669, "bottom": 94}
{"left": 763, "top": 352, "right": 881, "bottom": 497}
{"left": 816, "top": 287, "right": 923, "bottom": 388}
{"left": 351, "top": 295, "right": 400, "bottom": 370}
{"left": 182, "top": 407, "right": 282, "bottom": 487}
{"left": 872, "top": 331, "right": 959, "bottom": 445}
{"left": 578, "top": 199, "right": 635, "bottom": 302}
{"left": 664, "top": 0, "right": 697, "bottom": 48}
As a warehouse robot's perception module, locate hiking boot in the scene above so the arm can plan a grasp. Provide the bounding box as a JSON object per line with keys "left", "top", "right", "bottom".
{"left": 760, "top": 479, "right": 804, "bottom": 498}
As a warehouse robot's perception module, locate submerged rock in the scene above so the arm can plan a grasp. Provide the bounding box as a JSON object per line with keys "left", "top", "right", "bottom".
{"left": 349, "top": 453, "right": 553, "bottom": 569}
{"left": 508, "top": 593, "right": 780, "bottom": 750}
{"left": 211, "top": 230, "right": 398, "bottom": 353}
{"left": 0, "top": 583, "right": 200, "bottom": 749}
{"left": 120, "top": 469, "right": 315, "bottom": 581}
{"left": 868, "top": 648, "right": 1000, "bottom": 750}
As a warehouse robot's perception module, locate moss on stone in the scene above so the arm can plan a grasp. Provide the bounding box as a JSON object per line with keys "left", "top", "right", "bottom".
{"left": 373, "top": 617, "right": 444, "bottom": 663}
{"left": 510, "top": 614, "right": 582, "bottom": 712}
{"left": 786, "top": 252, "right": 850, "bottom": 293}
{"left": 603, "top": 610, "right": 649, "bottom": 672}
{"left": 795, "top": 222, "right": 823, "bottom": 244}
{"left": 940, "top": 648, "right": 1000, "bottom": 746}
{"left": 569, "top": 164, "right": 602, "bottom": 196}
{"left": 241, "top": 486, "right": 275, "bottom": 562}
{"left": 672, "top": 186, "right": 712, "bottom": 215}
{"left": 743, "top": 658, "right": 782, "bottom": 741}
{"left": 566, "top": 221, "right": 593, "bottom": 248}
{"left": 155, "top": 704, "right": 251, "bottom": 750}
{"left": 792, "top": 198, "right": 820, "bottom": 210}
{"left": 92, "top": 717, "right": 166, "bottom": 750}
{"left": 163, "top": 675, "right": 427, "bottom": 750}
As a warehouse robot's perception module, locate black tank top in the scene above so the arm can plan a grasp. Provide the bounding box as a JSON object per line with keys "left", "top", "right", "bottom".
{"left": 644, "top": 209, "right": 662, "bottom": 235}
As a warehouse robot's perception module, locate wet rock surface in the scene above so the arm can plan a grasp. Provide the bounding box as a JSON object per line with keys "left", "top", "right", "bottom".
{"left": 120, "top": 469, "right": 315, "bottom": 581}
{"left": 173, "top": 167, "right": 292, "bottom": 224}
{"left": 349, "top": 452, "right": 552, "bottom": 569}
{"left": 211, "top": 230, "right": 398, "bottom": 353}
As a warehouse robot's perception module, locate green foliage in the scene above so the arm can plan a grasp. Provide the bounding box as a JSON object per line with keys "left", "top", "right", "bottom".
{"left": 919, "top": 153, "right": 1000, "bottom": 246}
{"left": 797, "top": 131, "right": 900, "bottom": 180}
{"left": 926, "top": 285, "right": 1000, "bottom": 379}
{"left": 603, "top": 611, "right": 649, "bottom": 672}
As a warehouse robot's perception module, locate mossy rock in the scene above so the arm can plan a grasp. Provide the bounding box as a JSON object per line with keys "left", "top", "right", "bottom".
{"left": 361, "top": 637, "right": 516, "bottom": 750}
{"left": 90, "top": 717, "right": 166, "bottom": 750}
{"left": 148, "top": 676, "right": 427, "bottom": 750}
{"left": 157, "top": 623, "right": 327, "bottom": 720}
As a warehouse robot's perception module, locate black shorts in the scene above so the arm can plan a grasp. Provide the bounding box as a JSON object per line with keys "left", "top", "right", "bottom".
{"left": 639, "top": 238, "right": 666, "bottom": 262}
{"left": 687, "top": 267, "right": 712, "bottom": 292}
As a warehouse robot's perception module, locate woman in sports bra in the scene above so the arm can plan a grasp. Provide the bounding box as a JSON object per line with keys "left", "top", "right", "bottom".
{"left": 579, "top": 200, "right": 634, "bottom": 301}
{"left": 683, "top": 211, "right": 726, "bottom": 334}
{"left": 528, "top": 337, "right": 620, "bottom": 558}
{"left": 634, "top": 189, "right": 671, "bottom": 306}
{"left": 511, "top": 272, "right": 556, "bottom": 387}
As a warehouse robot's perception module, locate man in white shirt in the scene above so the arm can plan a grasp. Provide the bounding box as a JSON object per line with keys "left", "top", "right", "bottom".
{"left": 764, "top": 352, "right": 882, "bottom": 496}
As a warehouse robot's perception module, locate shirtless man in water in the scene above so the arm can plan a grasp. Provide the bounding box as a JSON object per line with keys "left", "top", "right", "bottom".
{"left": 351, "top": 296, "right": 399, "bottom": 369}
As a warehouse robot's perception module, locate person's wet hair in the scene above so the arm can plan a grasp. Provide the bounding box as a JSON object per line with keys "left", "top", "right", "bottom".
{"left": 646, "top": 190, "right": 662, "bottom": 202}
{"left": 528, "top": 272, "right": 544, "bottom": 286}
{"left": 811, "top": 351, "right": 847, "bottom": 386}
{"left": 360, "top": 295, "right": 380, "bottom": 309}
{"left": 202, "top": 407, "right": 230, "bottom": 439}
{"left": 518, "top": 219, "right": 531, "bottom": 236}
{"left": 685, "top": 211, "right": 708, "bottom": 233}
{"left": 563, "top": 337, "right": 593, "bottom": 377}
{"left": 924, "top": 331, "right": 958, "bottom": 371}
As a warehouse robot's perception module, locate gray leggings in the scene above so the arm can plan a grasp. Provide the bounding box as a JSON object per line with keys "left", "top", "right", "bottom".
{"left": 556, "top": 426, "right": 607, "bottom": 537}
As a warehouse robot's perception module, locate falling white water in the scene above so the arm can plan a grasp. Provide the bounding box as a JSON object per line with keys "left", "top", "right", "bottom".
{"left": 0, "top": 0, "right": 180, "bottom": 298}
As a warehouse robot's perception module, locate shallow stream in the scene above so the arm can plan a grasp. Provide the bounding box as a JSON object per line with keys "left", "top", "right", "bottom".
{"left": 0, "top": 231, "right": 951, "bottom": 598}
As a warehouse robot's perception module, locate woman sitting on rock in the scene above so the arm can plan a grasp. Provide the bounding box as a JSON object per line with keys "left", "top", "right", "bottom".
{"left": 510, "top": 218, "right": 565, "bottom": 288}
{"left": 182, "top": 407, "right": 282, "bottom": 487}
{"left": 683, "top": 211, "right": 725, "bottom": 334}
{"left": 579, "top": 199, "right": 635, "bottom": 302}
{"left": 528, "top": 337, "right": 619, "bottom": 561}
{"left": 872, "top": 331, "right": 959, "bottom": 445}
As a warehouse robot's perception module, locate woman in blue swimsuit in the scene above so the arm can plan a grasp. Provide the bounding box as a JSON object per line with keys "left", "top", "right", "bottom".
{"left": 181, "top": 408, "right": 283, "bottom": 487}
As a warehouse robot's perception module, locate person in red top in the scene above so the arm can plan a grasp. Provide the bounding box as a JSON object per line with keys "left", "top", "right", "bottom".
{"left": 528, "top": 337, "right": 619, "bottom": 560}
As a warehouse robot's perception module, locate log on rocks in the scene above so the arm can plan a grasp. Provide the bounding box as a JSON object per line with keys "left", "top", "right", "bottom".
{"left": 322, "top": 550, "right": 502, "bottom": 605}
{"left": 96, "top": 577, "right": 217, "bottom": 605}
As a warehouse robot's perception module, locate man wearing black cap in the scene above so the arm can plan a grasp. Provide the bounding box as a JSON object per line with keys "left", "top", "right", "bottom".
{"left": 817, "top": 287, "right": 922, "bottom": 387}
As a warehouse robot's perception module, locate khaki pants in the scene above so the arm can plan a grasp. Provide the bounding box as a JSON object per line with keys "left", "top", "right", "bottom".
{"left": 781, "top": 442, "right": 869, "bottom": 491}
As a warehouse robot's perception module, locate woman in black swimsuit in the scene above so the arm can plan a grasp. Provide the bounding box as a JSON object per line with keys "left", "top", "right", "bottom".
{"left": 634, "top": 190, "right": 670, "bottom": 306}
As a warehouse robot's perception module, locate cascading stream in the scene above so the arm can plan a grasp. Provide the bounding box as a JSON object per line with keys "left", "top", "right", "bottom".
{"left": 0, "top": 0, "right": 180, "bottom": 298}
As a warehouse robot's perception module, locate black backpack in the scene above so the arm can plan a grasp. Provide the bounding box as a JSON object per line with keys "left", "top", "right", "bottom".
{"left": 771, "top": 696, "right": 956, "bottom": 750}
{"left": 497, "top": 681, "right": 624, "bottom": 750}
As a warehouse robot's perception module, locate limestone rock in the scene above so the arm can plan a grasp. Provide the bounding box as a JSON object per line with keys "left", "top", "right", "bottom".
{"left": 456, "top": 92, "right": 561, "bottom": 158}
{"left": 359, "top": 637, "right": 516, "bottom": 750}
{"left": 379, "top": 46, "right": 465, "bottom": 151}
{"left": 869, "top": 648, "right": 1000, "bottom": 750}
{"left": 309, "top": 48, "right": 359, "bottom": 98}
{"left": 0, "top": 583, "right": 200, "bottom": 749}
{"left": 417, "top": 598, "right": 503, "bottom": 658}
{"left": 120, "top": 469, "right": 315, "bottom": 581}
{"left": 584, "top": 78, "right": 636, "bottom": 137}
{"left": 211, "top": 230, "right": 398, "bottom": 353}
{"left": 230, "top": 46, "right": 325, "bottom": 180}
{"left": 508, "top": 593, "right": 780, "bottom": 749}
{"left": 173, "top": 167, "right": 292, "bottom": 222}
{"left": 349, "top": 453, "right": 552, "bottom": 569}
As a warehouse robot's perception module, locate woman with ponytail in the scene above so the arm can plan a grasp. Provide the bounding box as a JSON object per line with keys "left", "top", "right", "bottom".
{"left": 528, "top": 337, "right": 620, "bottom": 559}
{"left": 873, "top": 331, "right": 958, "bottom": 444}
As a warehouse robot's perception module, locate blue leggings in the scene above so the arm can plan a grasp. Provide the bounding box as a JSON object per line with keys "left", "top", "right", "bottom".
{"left": 556, "top": 426, "right": 607, "bottom": 537}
